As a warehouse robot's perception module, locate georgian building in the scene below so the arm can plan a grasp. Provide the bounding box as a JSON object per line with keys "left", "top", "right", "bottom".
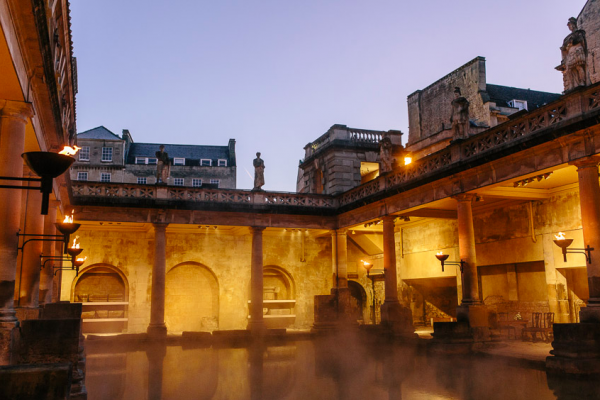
{"left": 71, "top": 126, "right": 237, "bottom": 189}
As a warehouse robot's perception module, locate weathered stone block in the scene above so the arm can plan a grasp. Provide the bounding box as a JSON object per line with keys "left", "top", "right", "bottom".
{"left": 0, "top": 363, "right": 72, "bottom": 400}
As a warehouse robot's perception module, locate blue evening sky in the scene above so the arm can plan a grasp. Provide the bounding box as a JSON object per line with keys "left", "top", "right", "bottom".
{"left": 70, "top": 0, "right": 587, "bottom": 192}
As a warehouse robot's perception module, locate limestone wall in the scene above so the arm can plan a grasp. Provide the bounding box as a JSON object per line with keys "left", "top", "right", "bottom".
{"left": 578, "top": 0, "right": 600, "bottom": 86}
{"left": 407, "top": 57, "right": 487, "bottom": 147}
{"left": 62, "top": 228, "right": 332, "bottom": 333}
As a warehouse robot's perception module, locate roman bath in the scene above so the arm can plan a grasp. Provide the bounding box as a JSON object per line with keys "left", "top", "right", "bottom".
{"left": 2, "top": 0, "right": 600, "bottom": 399}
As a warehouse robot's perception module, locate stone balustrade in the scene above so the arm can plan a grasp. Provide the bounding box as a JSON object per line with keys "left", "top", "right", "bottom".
{"left": 72, "top": 84, "right": 600, "bottom": 214}
{"left": 71, "top": 183, "right": 338, "bottom": 209}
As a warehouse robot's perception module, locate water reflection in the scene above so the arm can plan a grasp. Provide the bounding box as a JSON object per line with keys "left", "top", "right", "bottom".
{"left": 87, "top": 336, "right": 564, "bottom": 400}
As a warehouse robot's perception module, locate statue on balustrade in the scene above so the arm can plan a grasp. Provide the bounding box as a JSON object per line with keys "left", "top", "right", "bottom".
{"left": 379, "top": 136, "right": 395, "bottom": 174}
{"left": 557, "top": 17, "right": 588, "bottom": 92}
{"left": 253, "top": 152, "right": 265, "bottom": 191}
{"left": 450, "top": 87, "right": 470, "bottom": 140}
{"left": 155, "top": 145, "right": 170, "bottom": 184}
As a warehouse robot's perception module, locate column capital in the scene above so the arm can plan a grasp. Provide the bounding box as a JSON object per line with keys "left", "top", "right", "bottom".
{"left": 249, "top": 226, "right": 266, "bottom": 233}
{"left": 336, "top": 228, "right": 348, "bottom": 236}
{"left": 152, "top": 223, "right": 169, "bottom": 231}
{"left": 0, "top": 100, "right": 34, "bottom": 122}
{"left": 452, "top": 193, "right": 478, "bottom": 203}
{"left": 570, "top": 155, "right": 600, "bottom": 170}
{"left": 382, "top": 215, "right": 397, "bottom": 223}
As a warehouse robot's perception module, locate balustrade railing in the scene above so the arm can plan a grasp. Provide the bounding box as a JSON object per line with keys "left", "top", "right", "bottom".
{"left": 71, "top": 183, "right": 337, "bottom": 209}
{"left": 72, "top": 85, "right": 600, "bottom": 212}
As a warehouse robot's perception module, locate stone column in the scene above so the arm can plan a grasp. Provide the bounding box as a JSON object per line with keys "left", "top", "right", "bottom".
{"left": 382, "top": 216, "right": 399, "bottom": 304}
{"left": 40, "top": 201, "right": 58, "bottom": 304}
{"left": 148, "top": 223, "right": 168, "bottom": 337}
{"left": 0, "top": 100, "right": 33, "bottom": 365}
{"left": 17, "top": 173, "right": 45, "bottom": 309}
{"left": 572, "top": 156, "right": 600, "bottom": 322}
{"left": 249, "top": 226, "right": 265, "bottom": 333}
{"left": 455, "top": 193, "right": 480, "bottom": 305}
{"left": 335, "top": 229, "right": 348, "bottom": 288}
{"left": 330, "top": 230, "right": 337, "bottom": 288}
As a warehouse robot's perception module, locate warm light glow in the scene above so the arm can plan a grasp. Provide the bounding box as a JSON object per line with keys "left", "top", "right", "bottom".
{"left": 404, "top": 157, "right": 412, "bottom": 165}
{"left": 555, "top": 232, "right": 566, "bottom": 241}
{"left": 76, "top": 256, "right": 87, "bottom": 263}
{"left": 58, "top": 145, "right": 81, "bottom": 156}
{"left": 437, "top": 251, "right": 444, "bottom": 256}
{"left": 361, "top": 260, "right": 371, "bottom": 266}
{"left": 63, "top": 210, "right": 74, "bottom": 223}
{"left": 71, "top": 236, "right": 80, "bottom": 249}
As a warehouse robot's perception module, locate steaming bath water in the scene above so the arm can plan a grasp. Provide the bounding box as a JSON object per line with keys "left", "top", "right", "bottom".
{"left": 85, "top": 335, "right": 580, "bottom": 400}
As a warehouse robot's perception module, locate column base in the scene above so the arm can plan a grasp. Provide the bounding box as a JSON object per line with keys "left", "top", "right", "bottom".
{"left": 147, "top": 324, "right": 167, "bottom": 338}
{"left": 430, "top": 321, "right": 474, "bottom": 354}
{"left": 579, "top": 306, "right": 600, "bottom": 323}
{"left": 380, "top": 302, "right": 417, "bottom": 338}
{"left": 546, "top": 322, "right": 600, "bottom": 375}
{"left": 248, "top": 320, "right": 266, "bottom": 336}
{"left": 456, "top": 303, "right": 490, "bottom": 342}
{"left": 0, "top": 322, "right": 18, "bottom": 365}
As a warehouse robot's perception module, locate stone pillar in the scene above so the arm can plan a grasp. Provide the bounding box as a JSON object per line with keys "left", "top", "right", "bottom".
{"left": 148, "top": 223, "right": 168, "bottom": 337}
{"left": 40, "top": 201, "right": 58, "bottom": 304}
{"left": 572, "top": 156, "right": 600, "bottom": 322}
{"left": 455, "top": 194, "right": 480, "bottom": 305}
{"left": 249, "top": 226, "right": 265, "bottom": 334}
{"left": 381, "top": 216, "right": 414, "bottom": 335}
{"left": 0, "top": 100, "right": 33, "bottom": 365}
{"left": 382, "top": 216, "right": 399, "bottom": 304}
{"left": 17, "top": 173, "right": 45, "bottom": 309}
{"left": 146, "top": 346, "right": 166, "bottom": 400}
{"left": 330, "top": 230, "right": 337, "bottom": 288}
{"left": 454, "top": 193, "right": 488, "bottom": 335}
{"left": 335, "top": 229, "right": 348, "bottom": 288}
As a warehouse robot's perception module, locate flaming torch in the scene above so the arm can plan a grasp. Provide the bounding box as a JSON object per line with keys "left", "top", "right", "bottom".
{"left": 55, "top": 210, "right": 80, "bottom": 254}
{"left": 58, "top": 145, "right": 81, "bottom": 156}
{"left": 554, "top": 232, "right": 574, "bottom": 262}
{"left": 435, "top": 251, "right": 449, "bottom": 271}
{"left": 67, "top": 236, "right": 83, "bottom": 257}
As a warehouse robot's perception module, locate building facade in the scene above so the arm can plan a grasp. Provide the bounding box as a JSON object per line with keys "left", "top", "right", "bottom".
{"left": 71, "top": 126, "right": 237, "bottom": 189}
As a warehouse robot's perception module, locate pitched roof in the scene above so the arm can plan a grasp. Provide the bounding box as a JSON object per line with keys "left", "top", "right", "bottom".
{"left": 485, "top": 84, "right": 561, "bottom": 110}
{"left": 126, "top": 143, "right": 229, "bottom": 164}
{"left": 77, "top": 126, "right": 122, "bottom": 140}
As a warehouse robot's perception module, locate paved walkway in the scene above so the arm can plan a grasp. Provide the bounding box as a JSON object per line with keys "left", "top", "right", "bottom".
{"left": 415, "top": 326, "right": 551, "bottom": 368}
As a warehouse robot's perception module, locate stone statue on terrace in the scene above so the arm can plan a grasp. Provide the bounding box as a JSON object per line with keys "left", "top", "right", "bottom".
{"left": 450, "top": 87, "right": 470, "bottom": 140}
{"left": 155, "top": 145, "right": 170, "bottom": 184}
{"left": 253, "top": 152, "right": 265, "bottom": 191}
{"left": 557, "top": 17, "right": 588, "bottom": 92}
{"left": 379, "top": 136, "right": 395, "bottom": 174}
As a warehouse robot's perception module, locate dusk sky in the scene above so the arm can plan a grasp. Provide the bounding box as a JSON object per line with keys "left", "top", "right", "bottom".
{"left": 71, "top": 0, "right": 586, "bottom": 192}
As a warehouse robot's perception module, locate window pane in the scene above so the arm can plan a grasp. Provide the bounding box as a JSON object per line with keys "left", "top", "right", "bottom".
{"left": 137, "top": 177, "right": 147, "bottom": 184}
{"left": 174, "top": 178, "right": 184, "bottom": 186}
{"left": 100, "top": 173, "right": 111, "bottom": 182}
{"left": 218, "top": 159, "right": 227, "bottom": 167}
{"left": 79, "top": 147, "right": 90, "bottom": 161}
{"left": 201, "top": 159, "right": 211, "bottom": 166}
{"left": 102, "top": 147, "right": 113, "bottom": 162}
{"left": 174, "top": 158, "right": 185, "bottom": 165}
{"left": 135, "top": 158, "right": 145, "bottom": 164}
{"left": 148, "top": 158, "right": 157, "bottom": 165}
{"left": 192, "top": 179, "right": 202, "bottom": 187}
{"left": 77, "top": 172, "right": 88, "bottom": 181}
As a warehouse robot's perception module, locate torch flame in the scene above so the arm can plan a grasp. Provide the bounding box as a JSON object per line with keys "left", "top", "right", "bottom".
{"left": 437, "top": 251, "right": 444, "bottom": 256}
{"left": 404, "top": 156, "right": 412, "bottom": 166}
{"left": 76, "top": 256, "right": 87, "bottom": 263}
{"left": 58, "top": 145, "right": 81, "bottom": 156}
{"left": 62, "top": 210, "right": 74, "bottom": 223}
{"left": 71, "top": 236, "right": 80, "bottom": 249}
{"left": 555, "top": 232, "right": 566, "bottom": 241}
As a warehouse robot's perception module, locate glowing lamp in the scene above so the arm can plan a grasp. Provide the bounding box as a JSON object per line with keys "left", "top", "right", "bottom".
{"left": 553, "top": 232, "right": 592, "bottom": 264}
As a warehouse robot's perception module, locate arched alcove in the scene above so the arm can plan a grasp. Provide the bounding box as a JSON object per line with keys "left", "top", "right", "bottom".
{"left": 71, "top": 264, "right": 129, "bottom": 334}
{"left": 348, "top": 280, "right": 367, "bottom": 323}
{"left": 261, "top": 266, "right": 296, "bottom": 329}
{"left": 165, "top": 262, "right": 219, "bottom": 332}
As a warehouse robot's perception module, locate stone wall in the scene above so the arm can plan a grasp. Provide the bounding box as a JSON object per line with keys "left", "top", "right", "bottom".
{"left": 578, "top": 0, "right": 600, "bottom": 86}
{"left": 62, "top": 227, "right": 332, "bottom": 332}
{"left": 407, "top": 57, "right": 487, "bottom": 147}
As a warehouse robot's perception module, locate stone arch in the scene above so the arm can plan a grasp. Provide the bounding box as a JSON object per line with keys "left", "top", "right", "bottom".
{"left": 71, "top": 263, "right": 129, "bottom": 303}
{"left": 165, "top": 262, "right": 219, "bottom": 332}
{"left": 263, "top": 265, "right": 295, "bottom": 300}
{"left": 348, "top": 280, "right": 368, "bottom": 323}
